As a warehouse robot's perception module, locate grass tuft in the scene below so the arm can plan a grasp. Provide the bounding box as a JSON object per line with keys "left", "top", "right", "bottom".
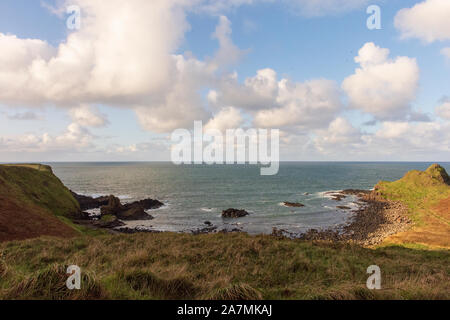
{"left": 122, "top": 269, "right": 197, "bottom": 299}
{"left": 204, "top": 283, "right": 263, "bottom": 300}
{"left": 5, "top": 264, "right": 105, "bottom": 300}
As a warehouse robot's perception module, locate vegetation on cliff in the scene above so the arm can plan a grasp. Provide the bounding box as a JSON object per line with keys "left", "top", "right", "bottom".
{"left": 0, "top": 164, "right": 86, "bottom": 242}
{"left": 375, "top": 164, "right": 450, "bottom": 249}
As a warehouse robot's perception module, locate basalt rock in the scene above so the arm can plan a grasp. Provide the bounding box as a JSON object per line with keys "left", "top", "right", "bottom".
{"left": 100, "top": 195, "right": 123, "bottom": 216}
{"left": 117, "top": 205, "right": 154, "bottom": 221}
{"left": 283, "top": 202, "right": 305, "bottom": 208}
{"left": 123, "top": 198, "right": 164, "bottom": 211}
{"left": 71, "top": 191, "right": 110, "bottom": 211}
{"left": 99, "top": 196, "right": 156, "bottom": 221}
{"left": 222, "top": 208, "right": 249, "bottom": 218}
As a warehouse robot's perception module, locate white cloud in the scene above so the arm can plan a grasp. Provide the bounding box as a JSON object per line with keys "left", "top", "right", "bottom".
{"left": 254, "top": 78, "right": 342, "bottom": 129}
{"left": 0, "top": 0, "right": 225, "bottom": 133}
{"left": 368, "top": 121, "right": 450, "bottom": 155}
{"left": 204, "top": 106, "right": 244, "bottom": 132}
{"left": 212, "top": 16, "right": 245, "bottom": 67}
{"left": 436, "top": 101, "right": 450, "bottom": 120}
{"left": 0, "top": 0, "right": 188, "bottom": 106}
{"left": 69, "top": 105, "right": 109, "bottom": 128}
{"left": 211, "top": 68, "right": 342, "bottom": 130}
{"left": 342, "top": 42, "right": 419, "bottom": 120}
{"left": 314, "top": 117, "right": 362, "bottom": 153}
{"left": 0, "top": 123, "right": 93, "bottom": 153}
{"left": 395, "top": 0, "right": 450, "bottom": 43}
{"left": 211, "top": 68, "right": 278, "bottom": 111}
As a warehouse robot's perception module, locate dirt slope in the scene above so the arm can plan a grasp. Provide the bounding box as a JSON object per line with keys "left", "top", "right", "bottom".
{"left": 0, "top": 164, "right": 80, "bottom": 242}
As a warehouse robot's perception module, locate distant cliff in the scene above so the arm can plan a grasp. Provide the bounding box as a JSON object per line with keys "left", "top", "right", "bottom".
{"left": 0, "top": 164, "right": 82, "bottom": 242}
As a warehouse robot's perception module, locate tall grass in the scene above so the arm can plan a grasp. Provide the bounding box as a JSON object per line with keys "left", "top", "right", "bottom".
{"left": 0, "top": 233, "right": 448, "bottom": 300}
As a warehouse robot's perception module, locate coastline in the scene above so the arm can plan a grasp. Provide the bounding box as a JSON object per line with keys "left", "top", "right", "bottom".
{"left": 74, "top": 188, "right": 412, "bottom": 247}
{"left": 294, "top": 190, "right": 412, "bottom": 246}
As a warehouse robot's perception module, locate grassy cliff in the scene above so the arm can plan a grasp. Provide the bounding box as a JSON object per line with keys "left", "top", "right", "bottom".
{"left": 375, "top": 164, "right": 450, "bottom": 249}
{"left": 0, "top": 164, "right": 83, "bottom": 242}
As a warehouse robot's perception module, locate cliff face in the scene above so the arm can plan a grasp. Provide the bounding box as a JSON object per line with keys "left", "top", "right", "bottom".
{"left": 0, "top": 164, "right": 81, "bottom": 242}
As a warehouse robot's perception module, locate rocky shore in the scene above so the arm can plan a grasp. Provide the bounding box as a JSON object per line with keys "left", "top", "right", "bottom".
{"left": 71, "top": 192, "right": 164, "bottom": 231}
{"left": 273, "top": 189, "right": 412, "bottom": 246}
{"left": 71, "top": 189, "right": 411, "bottom": 246}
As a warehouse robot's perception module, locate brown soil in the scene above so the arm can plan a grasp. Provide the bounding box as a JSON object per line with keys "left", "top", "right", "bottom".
{"left": 384, "top": 196, "right": 450, "bottom": 249}
{"left": 0, "top": 196, "right": 78, "bottom": 242}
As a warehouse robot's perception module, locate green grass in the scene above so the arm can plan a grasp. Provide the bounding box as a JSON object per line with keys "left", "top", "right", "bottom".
{"left": 0, "top": 233, "right": 448, "bottom": 300}
{"left": 0, "top": 165, "right": 80, "bottom": 219}
{"left": 375, "top": 164, "right": 450, "bottom": 224}
{"left": 0, "top": 164, "right": 53, "bottom": 173}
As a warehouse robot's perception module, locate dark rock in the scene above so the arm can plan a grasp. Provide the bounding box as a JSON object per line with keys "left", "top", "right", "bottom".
{"left": 204, "top": 221, "right": 212, "bottom": 226}
{"left": 117, "top": 205, "right": 154, "bottom": 221}
{"left": 283, "top": 202, "right": 305, "bottom": 208}
{"left": 331, "top": 194, "right": 346, "bottom": 201}
{"left": 99, "top": 196, "right": 157, "bottom": 221}
{"left": 125, "top": 198, "right": 164, "bottom": 210}
{"left": 93, "top": 216, "right": 126, "bottom": 229}
{"left": 222, "top": 208, "right": 249, "bottom": 218}
{"left": 192, "top": 225, "right": 217, "bottom": 235}
{"left": 100, "top": 195, "right": 123, "bottom": 216}
{"left": 342, "top": 189, "right": 371, "bottom": 196}
{"left": 336, "top": 206, "right": 351, "bottom": 210}
{"left": 71, "top": 191, "right": 110, "bottom": 210}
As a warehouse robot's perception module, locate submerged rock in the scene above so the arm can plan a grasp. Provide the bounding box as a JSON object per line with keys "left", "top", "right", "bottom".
{"left": 222, "top": 208, "right": 249, "bottom": 218}
{"left": 283, "top": 202, "right": 305, "bottom": 208}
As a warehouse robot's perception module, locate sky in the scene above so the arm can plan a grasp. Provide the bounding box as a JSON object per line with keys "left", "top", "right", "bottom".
{"left": 0, "top": 0, "right": 449, "bottom": 162}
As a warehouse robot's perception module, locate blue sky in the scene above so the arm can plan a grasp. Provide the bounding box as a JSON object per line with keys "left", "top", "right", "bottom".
{"left": 0, "top": 0, "right": 449, "bottom": 162}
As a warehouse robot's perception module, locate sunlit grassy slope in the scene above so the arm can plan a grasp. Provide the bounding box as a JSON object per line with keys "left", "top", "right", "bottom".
{"left": 0, "top": 164, "right": 103, "bottom": 241}
{"left": 375, "top": 164, "right": 450, "bottom": 249}
{"left": 0, "top": 233, "right": 449, "bottom": 300}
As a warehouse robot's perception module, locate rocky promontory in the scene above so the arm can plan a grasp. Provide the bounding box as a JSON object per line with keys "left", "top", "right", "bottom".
{"left": 71, "top": 192, "right": 164, "bottom": 225}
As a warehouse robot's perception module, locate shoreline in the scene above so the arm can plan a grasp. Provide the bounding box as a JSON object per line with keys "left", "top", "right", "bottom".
{"left": 74, "top": 189, "right": 412, "bottom": 247}
{"left": 292, "top": 190, "right": 412, "bottom": 246}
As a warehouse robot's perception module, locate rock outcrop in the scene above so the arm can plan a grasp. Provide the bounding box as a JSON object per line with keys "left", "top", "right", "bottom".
{"left": 71, "top": 192, "right": 164, "bottom": 222}
{"left": 222, "top": 208, "right": 249, "bottom": 218}
{"left": 283, "top": 202, "right": 304, "bottom": 208}
{"left": 99, "top": 196, "right": 156, "bottom": 221}
{"left": 71, "top": 192, "right": 110, "bottom": 211}
{"left": 425, "top": 164, "right": 450, "bottom": 185}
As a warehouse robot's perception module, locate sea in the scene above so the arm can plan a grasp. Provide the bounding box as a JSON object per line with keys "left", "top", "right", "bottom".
{"left": 47, "top": 162, "right": 450, "bottom": 235}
